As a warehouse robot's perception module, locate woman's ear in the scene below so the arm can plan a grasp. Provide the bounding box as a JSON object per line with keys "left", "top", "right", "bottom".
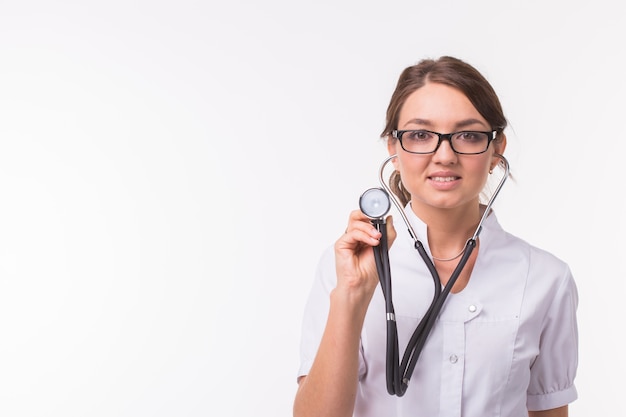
{"left": 491, "top": 133, "right": 507, "bottom": 170}
{"left": 494, "top": 132, "right": 507, "bottom": 155}
{"left": 387, "top": 137, "right": 399, "bottom": 169}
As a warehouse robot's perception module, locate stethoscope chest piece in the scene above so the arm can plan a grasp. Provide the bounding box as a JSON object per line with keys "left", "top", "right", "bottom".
{"left": 359, "top": 188, "right": 391, "bottom": 220}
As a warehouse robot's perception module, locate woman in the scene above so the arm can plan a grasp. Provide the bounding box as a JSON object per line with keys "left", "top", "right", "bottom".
{"left": 293, "top": 56, "right": 578, "bottom": 417}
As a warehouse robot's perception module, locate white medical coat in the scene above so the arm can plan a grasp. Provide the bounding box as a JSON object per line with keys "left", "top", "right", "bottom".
{"left": 297, "top": 209, "right": 578, "bottom": 417}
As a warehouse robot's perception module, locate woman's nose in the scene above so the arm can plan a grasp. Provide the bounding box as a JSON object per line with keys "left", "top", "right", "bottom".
{"left": 432, "top": 138, "right": 458, "bottom": 163}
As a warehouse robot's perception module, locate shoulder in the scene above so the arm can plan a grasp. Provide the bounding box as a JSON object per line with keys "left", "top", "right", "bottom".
{"left": 485, "top": 212, "right": 574, "bottom": 287}
{"left": 317, "top": 243, "right": 336, "bottom": 270}
{"left": 488, "top": 212, "right": 569, "bottom": 265}
{"left": 313, "top": 244, "right": 338, "bottom": 291}
{"left": 511, "top": 232, "right": 570, "bottom": 279}
{"left": 485, "top": 215, "right": 578, "bottom": 327}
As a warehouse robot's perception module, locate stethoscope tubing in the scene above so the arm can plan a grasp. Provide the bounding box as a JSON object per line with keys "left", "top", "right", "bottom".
{"left": 371, "top": 153, "right": 510, "bottom": 396}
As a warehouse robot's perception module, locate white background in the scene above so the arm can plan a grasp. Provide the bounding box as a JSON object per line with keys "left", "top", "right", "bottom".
{"left": 0, "top": 1, "right": 623, "bottom": 416}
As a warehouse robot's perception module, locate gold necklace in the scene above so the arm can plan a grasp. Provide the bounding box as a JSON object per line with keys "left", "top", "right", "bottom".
{"left": 431, "top": 247, "right": 465, "bottom": 262}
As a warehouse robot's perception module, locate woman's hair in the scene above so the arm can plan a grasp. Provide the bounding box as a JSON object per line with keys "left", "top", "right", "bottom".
{"left": 381, "top": 56, "right": 508, "bottom": 206}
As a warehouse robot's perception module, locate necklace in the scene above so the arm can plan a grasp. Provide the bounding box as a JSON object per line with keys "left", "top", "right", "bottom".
{"left": 431, "top": 247, "right": 465, "bottom": 262}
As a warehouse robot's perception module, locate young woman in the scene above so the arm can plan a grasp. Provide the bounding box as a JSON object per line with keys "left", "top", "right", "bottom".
{"left": 293, "top": 56, "right": 578, "bottom": 417}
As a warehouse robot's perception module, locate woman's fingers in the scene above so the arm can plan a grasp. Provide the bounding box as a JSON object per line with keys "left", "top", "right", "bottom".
{"left": 343, "top": 210, "right": 381, "bottom": 241}
{"left": 333, "top": 210, "right": 388, "bottom": 294}
{"left": 385, "top": 215, "right": 397, "bottom": 247}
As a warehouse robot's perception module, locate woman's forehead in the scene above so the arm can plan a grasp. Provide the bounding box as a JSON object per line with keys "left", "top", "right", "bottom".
{"left": 398, "top": 83, "right": 488, "bottom": 129}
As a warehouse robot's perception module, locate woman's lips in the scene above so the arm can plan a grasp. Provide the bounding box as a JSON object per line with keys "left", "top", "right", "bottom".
{"left": 428, "top": 173, "right": 461, "bottom": 189}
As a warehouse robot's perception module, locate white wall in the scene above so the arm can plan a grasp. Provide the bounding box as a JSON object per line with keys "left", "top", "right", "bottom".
{"left": 0, "top": 1, "right": 622, "bottom": 416}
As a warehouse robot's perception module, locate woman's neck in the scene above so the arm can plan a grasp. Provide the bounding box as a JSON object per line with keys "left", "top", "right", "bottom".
{"left": 410, "top": 201, "right": 484, "bottom": 260}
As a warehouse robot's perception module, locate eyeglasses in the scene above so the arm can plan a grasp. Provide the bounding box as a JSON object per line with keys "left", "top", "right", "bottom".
{"left": 391, "top": 129, "right": 497, "bottom": 155}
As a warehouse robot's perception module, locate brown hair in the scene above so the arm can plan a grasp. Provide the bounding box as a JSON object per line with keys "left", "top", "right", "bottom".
{"left": 381, "top": 56, "right": 508, "bottom": 206}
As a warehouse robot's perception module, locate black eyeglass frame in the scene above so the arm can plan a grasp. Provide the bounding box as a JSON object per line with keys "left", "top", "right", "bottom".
{"left": 391, "top": 129, "right": 497, "bottom": 155}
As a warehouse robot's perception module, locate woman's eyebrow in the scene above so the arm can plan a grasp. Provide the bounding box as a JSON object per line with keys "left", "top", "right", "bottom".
{"left": 401, "top": 118, "right": 488, "bottom": 130}
{"left": 401, "top": 118, "right": 431, "bottom": 128}
{"left": 454, "top": 118, "right": 489, "bottom": 130}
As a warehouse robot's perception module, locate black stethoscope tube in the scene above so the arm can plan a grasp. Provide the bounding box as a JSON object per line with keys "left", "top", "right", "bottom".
{"left": 362, "top": 153, "right": 509, "bottom": 397}
{"left": 373, "top": 219, "right": 477, "bottom": 396}
{"left": 371, "top": 219, "right": 398, "bottom": 395}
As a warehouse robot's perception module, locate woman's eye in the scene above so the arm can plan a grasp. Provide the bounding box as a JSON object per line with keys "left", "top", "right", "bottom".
{"left": 458, "top": 132, "right": 482, "bottom": 142}
{"left": 406, "top": 131, "right": 431, "bottom": 141}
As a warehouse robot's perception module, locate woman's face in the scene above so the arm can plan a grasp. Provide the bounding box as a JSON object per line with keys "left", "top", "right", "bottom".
{"left": 387, "top": 82, "right": 506, "bottom": 213}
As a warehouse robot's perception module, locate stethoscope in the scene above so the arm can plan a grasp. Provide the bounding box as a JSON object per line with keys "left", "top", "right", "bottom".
{"left": 358, "top": 153, "right": 510, "bottom": 397}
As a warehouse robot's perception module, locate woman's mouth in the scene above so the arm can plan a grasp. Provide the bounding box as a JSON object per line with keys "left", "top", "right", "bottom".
{"left": 430, "top": 176, "right": 459, "bottom": 182}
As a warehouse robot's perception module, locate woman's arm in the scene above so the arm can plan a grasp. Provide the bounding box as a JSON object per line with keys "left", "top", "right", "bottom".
{"left": 293, "top": 287, "right": 371, "bottom": 417}
{"left": 529, "top": 405, "right": 568, "bottom": 417}
{"left": 293, "top": 212, "right": 396, "bottom": 417}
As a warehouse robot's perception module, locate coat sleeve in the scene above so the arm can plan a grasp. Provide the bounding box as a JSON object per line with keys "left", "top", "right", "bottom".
{"left": 526, "top": 263, "right": 579, "bottom": 411}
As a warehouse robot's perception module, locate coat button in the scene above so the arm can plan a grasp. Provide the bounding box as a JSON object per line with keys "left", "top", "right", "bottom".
{"left": 468, "top": 304, "right": 477, "bottom": 313}
{"left": 449, "top": 354, "right": 458, "bottom": 364}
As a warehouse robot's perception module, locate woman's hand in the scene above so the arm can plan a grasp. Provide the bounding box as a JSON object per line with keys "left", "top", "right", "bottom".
{"left": 334, "top": 210, "right": 397, "bottom": 300}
